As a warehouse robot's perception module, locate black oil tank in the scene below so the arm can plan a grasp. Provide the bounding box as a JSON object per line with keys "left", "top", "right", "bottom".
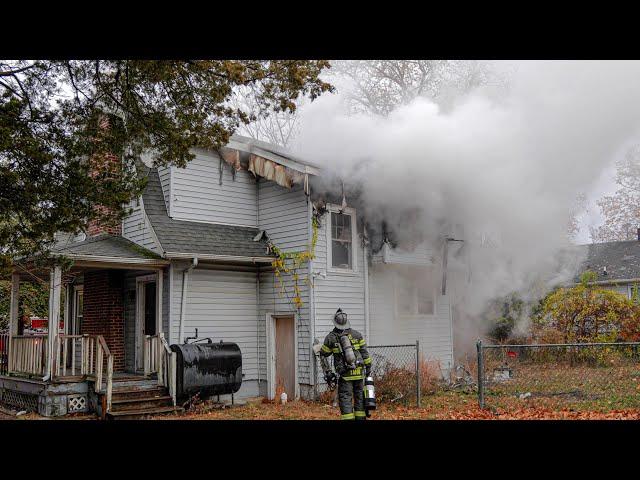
{"left": 170, "top": 341, "right": 242, "bottom": 399}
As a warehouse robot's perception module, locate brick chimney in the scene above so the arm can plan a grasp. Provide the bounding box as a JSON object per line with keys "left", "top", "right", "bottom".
{"left": 86, "top": 115, "right": 123, "bottom": 237}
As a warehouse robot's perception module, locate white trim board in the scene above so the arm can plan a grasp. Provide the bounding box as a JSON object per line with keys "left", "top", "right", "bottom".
{"left": 325, "top": 204, "right": 358, "bottom": 275}
{"left": 265, "top": 313, "right": 299, "bottom": 401}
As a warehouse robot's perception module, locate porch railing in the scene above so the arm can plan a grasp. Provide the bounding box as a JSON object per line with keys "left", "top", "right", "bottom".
{"left": 52, "top": 334, "right": 113, "bottom": 412}
{"left": 144, "top": 333, "right": 176, "bottom": 406}
{"left": 8, "top": 335, "right": 48, "bottom": 377}
{"left": 1, "top": 332, "right": 10, "bottom": 375}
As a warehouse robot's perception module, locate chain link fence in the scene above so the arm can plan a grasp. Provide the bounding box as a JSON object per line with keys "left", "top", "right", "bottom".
{"left": 477, "top": 341, "right": 640, "bottom": 411}
{"left": 313, "top": 342, "right": 431, "bottom": 407}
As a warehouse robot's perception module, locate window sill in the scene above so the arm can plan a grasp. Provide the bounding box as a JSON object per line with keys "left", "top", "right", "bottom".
{"left": 327, "top": 268, "right": 360, "bottom": 277}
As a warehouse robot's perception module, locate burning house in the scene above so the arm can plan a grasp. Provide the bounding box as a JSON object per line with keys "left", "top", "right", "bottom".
{"left": 0, "top": 134, "right": 456, "bottom": 417}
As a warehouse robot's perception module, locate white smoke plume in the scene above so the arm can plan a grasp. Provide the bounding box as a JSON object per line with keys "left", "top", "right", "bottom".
{"left": 292, "top": 61, "right": 640, "bottom": 349}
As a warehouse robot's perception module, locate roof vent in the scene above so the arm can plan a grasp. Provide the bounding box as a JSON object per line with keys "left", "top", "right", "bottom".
{"left": 603, "top": 266, "right": 608, "bottom": 276}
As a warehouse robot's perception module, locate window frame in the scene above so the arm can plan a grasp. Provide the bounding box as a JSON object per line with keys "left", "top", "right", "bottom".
{"left": 326, "top": 204, "right": 358, "bottom": 274}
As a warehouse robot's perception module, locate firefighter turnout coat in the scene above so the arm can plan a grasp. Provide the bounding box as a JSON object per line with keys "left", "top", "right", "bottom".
{"left": 320, "top": 327, "right": 372, "bottom": 420}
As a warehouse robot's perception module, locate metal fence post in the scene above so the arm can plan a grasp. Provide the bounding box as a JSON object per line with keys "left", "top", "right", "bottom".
{"left": 416, "top": 340, "right": 421, "bottom": 408}
{"left": 477, "top": 339, "right": 485, "bottom": 409}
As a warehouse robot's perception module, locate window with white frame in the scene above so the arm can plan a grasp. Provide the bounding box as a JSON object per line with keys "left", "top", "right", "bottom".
{"left": 327, "top": 206, "right": 357, "bottom": 271}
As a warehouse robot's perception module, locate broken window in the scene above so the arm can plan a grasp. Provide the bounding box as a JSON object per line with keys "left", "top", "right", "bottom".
{"left": 331, "top": 211, "right": 353, "bottom": 269}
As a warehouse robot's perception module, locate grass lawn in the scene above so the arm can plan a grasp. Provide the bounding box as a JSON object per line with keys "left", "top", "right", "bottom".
{"left": 482, "top": 362, "right": 640, "bottom": 412}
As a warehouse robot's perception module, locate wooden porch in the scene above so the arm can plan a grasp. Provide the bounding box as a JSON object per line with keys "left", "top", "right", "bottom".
{"left": 0, "top": 261, "right": 177, "bottom": 418}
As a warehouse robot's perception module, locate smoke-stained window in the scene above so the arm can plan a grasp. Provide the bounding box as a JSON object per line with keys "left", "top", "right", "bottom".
{"left": 395, "top": 269, "right": 435, "bottom": 316}
{"left": 417, "top": 284, "right": 434, "bottom": 315}
{"left": 331, "top": 211, "right": 353, "bottom": 269}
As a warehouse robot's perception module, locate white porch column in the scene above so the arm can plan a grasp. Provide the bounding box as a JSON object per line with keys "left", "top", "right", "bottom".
{"left": 156, "top": 269, "right": 163, "bottom": 336}
{"left": 9, "top": 273, "right": 20, "bottom": 336}
{"left": 46, "top": 266, "right": 62, "bottom": 379}
{"left": 156, "top": 268, "right": 163, "bottom": 384}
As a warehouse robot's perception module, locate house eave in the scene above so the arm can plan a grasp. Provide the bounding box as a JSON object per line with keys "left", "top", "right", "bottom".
{"left": 163, "top": 251, "right": 274, "bottom": 264}
{"left": 569, "top": 277, "right": 640, "bottom": 287}
{"left": 62, "top": 254, "right": 169, "bottom": 266}
{"left": 225, "top": 138, "right": 321, "bottom": 176}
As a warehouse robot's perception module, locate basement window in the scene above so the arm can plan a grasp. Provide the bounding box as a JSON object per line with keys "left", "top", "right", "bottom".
{"left": 327, "top": 205, "right": 357, "bottom": 272}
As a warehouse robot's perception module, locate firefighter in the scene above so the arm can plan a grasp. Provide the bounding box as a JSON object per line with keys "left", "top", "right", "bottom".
{"left": 320, "top": 308, "right": 372, "bottom": 420}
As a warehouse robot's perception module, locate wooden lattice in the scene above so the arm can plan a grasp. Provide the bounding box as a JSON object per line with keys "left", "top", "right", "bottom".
{"left": 67, "top": 395, "right": 87, "bottom": 412}
{"left": 0, "top": 389, "right": 38, "bottom": 412}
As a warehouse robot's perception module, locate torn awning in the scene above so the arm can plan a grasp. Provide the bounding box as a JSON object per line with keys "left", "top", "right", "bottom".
{"left": 220, "top": 150, "right": 309, "bottom": 194}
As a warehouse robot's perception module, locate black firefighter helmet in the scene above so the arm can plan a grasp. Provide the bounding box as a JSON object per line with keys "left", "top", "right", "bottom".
{"left": 333, "top": 308, "right": 350, "bottom": 331}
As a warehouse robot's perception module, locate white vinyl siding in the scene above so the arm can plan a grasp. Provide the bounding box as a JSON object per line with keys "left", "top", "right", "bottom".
{"left": 157, "top": 165, "right": 171, "bottom": 214}
{"left": 170, "top": 149, "right": 258, "bottom": 226}
{"left": 312, "top": 210, "right": 366, "bottom": 348}
{"left": 170, "top": 264, "right": 260, "bottom": 398}
{"left": 369, "top": 264, "right": 453, "bottom": 374}
{"left": 258, "top": 181, "right": 312, "bottom": 387}
{"left": 122, "top": 200, "right": 162, "bottom": 254}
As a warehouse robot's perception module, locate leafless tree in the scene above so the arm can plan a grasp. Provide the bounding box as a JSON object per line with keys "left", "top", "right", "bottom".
{"left": 233, "top": 60, "right": 510, "bottom": 148}
{"left": 591, "top": 145, "right": 640, "bottom": 242}
{"left": 328, "top": 60, "right": 511, "bottom": 116}
{"left": 231, "top": 84, "right": 302, "bottom": 148}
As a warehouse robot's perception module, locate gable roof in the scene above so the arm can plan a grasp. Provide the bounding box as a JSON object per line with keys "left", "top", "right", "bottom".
{"left": 573, "top": 240, "right": 640, "bottom": 283}
{"left": 139, "top": 164, "right": 274, "bottom": 261}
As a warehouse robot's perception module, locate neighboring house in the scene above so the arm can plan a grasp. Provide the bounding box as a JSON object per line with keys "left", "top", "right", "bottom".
{"left": 0, "top": 135, "right": 454, "bottom": 417}
{"left": 571, "top": 238, "right": 640, "bottom": 300}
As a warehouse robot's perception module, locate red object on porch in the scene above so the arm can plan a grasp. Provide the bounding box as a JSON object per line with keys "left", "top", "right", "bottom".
{"left": 30, "top": 317, "right": 48, "bottom": 329}
{"left": 29, "top": 317, "right": 64, "bottom": 330}
{"left": 507, "top": 350, "right": 518, "bottom": 358}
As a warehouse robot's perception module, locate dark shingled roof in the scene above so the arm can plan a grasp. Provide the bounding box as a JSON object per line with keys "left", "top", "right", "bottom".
{"left": 51, "top": 234, "right": 162, "bottom": 260}
{"left": 574, "top": 240, "right": 640, "bottom": 282}
{"left": 139, "top": 163, "right": 273, "bottom": 258}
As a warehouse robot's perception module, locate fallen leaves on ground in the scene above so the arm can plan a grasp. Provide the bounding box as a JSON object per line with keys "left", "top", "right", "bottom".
{"left": 153, "top": 395, "right": 640, "bottom": 421}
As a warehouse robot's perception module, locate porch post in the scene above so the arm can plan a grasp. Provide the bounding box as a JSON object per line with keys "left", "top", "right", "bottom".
{"left": 9, "top": 273, "right": 20, "bottom": 336}
{"left": 156, "top": 268, "right": 163, "bottom": 385}
{"left": 8, "top": 273, "right": 20, "bottom": 372}
{"left": 46, "top": 266, "right": 62, "bottom": 379}
{"left": 156, "top": 269, "right": 163, "bottom": 336}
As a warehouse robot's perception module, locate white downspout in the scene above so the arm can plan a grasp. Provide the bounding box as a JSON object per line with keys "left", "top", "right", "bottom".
{"left": 307, "top": 197, "right": 316, "bottom": 388}
{"left": 179, "top": 257, "right": 198, "bottom": 344}
{"left": 363, "top": 242, "right": 370, "bottom": 342}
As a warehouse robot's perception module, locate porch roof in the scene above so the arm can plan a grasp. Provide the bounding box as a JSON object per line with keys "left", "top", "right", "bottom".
{"left": 50, "top": 234, "right": 168, "bottom": 266}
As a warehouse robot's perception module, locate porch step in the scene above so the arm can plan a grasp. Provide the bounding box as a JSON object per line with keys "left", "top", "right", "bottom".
{"left": 111, "top": 386, "right": 168, "bottom": 401}
{"left": 110, "top": 395, "right": 174, "bottom": 412}
{"left": 106, "top": 405, "right": 184, "bottom": 420}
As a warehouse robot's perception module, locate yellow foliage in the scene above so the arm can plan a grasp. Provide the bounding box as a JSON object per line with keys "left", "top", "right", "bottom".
{"left": 268, "top": 216, "right": 320, "bottom": 311}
